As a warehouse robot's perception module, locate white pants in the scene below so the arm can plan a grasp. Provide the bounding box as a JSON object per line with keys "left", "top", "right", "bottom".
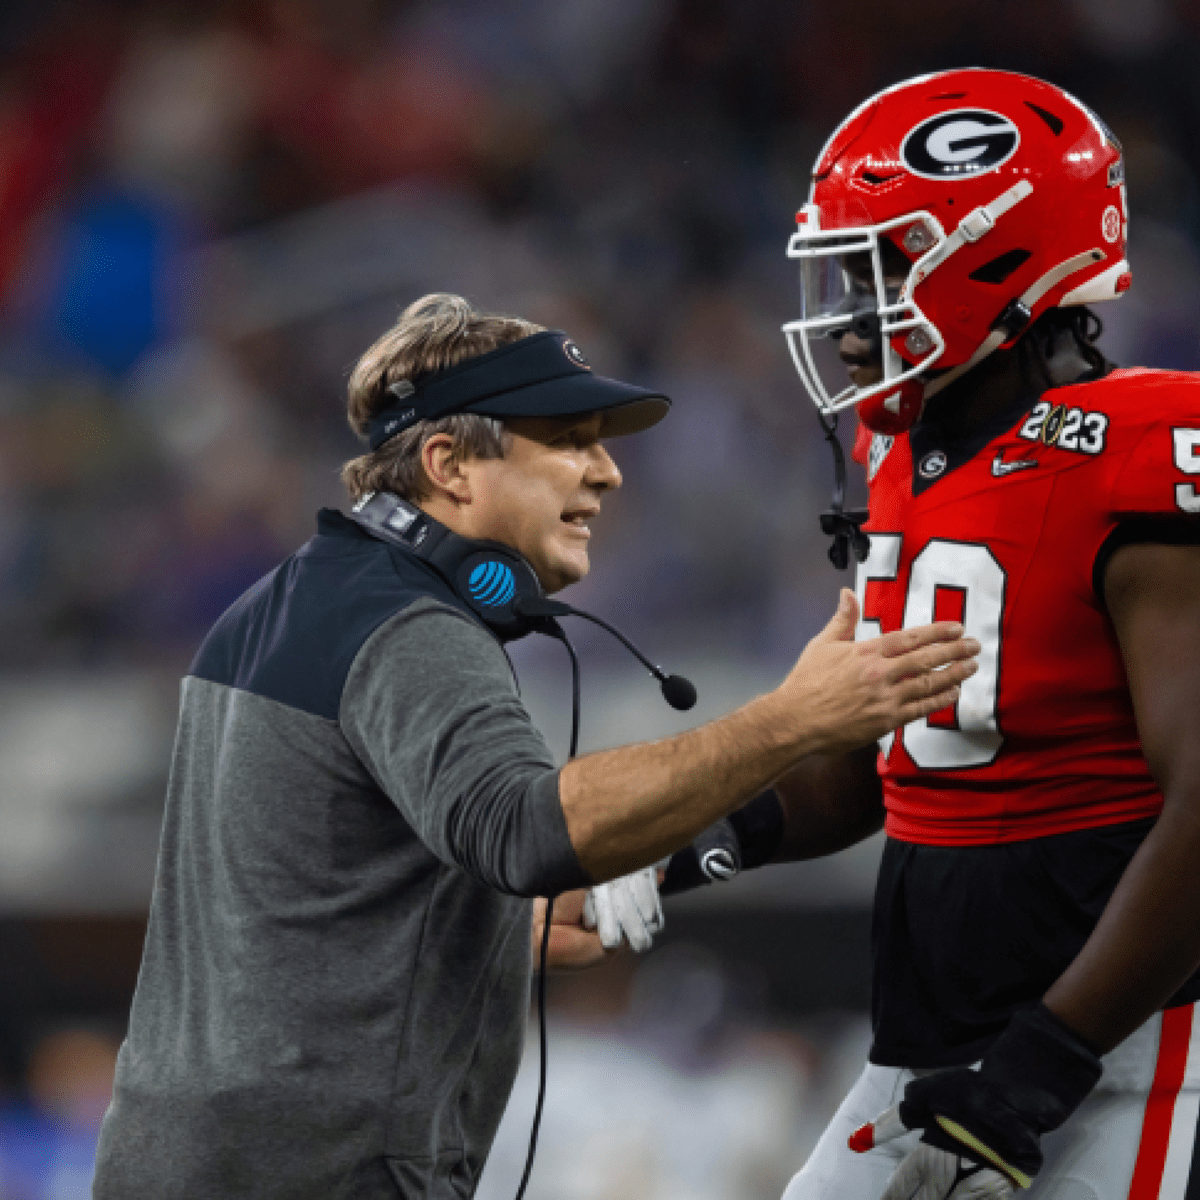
{"left": 783, "top": 1005, "right": 1200, "bottom": 1200}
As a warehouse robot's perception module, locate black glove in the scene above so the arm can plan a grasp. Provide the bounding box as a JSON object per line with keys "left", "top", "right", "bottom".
{"left": 661, "top": 789, "right": 785, "bottom": 895}
{"left": 851, "top": 1003, "right": 1103, "bottom": 1194}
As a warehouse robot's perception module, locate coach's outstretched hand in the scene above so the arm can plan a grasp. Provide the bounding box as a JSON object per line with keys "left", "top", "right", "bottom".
{"left": 777, "top": 588, "right": 978, "bottom": 755}
{"left": 850, "top": 1004, "right": 1103, "bottom": 1200}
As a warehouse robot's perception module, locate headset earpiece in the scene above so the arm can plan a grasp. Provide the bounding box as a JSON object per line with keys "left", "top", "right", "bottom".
{"left": 349, "top": 491, "right": 545, "bottom": 640}
{"left": 438, "top": 544, "right": 544, "bottom": 641}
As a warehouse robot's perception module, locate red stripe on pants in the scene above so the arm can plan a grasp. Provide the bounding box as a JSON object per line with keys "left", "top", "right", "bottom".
{"left": 1129, "top": 1007, "right": 1194, "bottom": 1200}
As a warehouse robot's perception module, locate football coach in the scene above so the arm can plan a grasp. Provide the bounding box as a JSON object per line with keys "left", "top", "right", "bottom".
{"left": 92, "top": 293, "right": 977, "bottom": 1200}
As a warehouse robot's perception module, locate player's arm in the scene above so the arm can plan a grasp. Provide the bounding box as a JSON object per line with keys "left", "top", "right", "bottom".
{"left": 770, "top": 745, "right": 884, "bottom": 862}
{"left": 655, "top": 742, "right": 882, "bottom": 905}
{"left": 1042, "top": 540, "right": 1200, "bottom": 1050}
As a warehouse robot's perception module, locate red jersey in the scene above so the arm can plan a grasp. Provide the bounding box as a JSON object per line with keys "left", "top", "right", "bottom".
{"left": 853, "top": 368, "right": 1200, "bottom": 847}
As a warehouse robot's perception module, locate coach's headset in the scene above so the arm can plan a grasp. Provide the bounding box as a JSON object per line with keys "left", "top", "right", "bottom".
{"left": 350, "top": 489, "right": 697, "bottom": 711}
{"left": 348, "top": 331, "right": 698, "bottom": 1200}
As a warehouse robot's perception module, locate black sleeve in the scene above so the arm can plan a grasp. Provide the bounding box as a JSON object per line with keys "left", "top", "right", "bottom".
{"left": 1092, "top": 515, "right": 1200, "bottom": 611}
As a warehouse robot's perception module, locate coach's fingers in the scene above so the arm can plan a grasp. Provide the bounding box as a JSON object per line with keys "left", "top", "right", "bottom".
{"left": 884, "top": 636, "right": 980, "bottom": 684}
{"left": 878, "top": 621, "right": 964, "bottom": 659}
{"left": 895, "top": 658, "right": 977, "bottom": 705}
{"left": 897, "top": 684, "right": 963, "bottom": 725}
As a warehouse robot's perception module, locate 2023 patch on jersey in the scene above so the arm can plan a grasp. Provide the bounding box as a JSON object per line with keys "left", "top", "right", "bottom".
{"left": 853, "top": 368, "right": 1200, "bottom": 848}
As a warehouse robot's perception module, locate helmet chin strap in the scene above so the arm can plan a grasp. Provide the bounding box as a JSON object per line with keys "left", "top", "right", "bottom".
{"left": 919, "top": 247, "right": 1109, "bottom": 405}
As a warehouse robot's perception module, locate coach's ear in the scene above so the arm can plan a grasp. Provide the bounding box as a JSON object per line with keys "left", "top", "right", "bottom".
{"left": 813, "top": 588, "right": 859, "bottom": 645}
{"left": 421, "top": 433, "right": 473, "bottom": 506}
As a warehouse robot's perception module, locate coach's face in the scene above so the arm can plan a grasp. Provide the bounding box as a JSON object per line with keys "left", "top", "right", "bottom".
{"left": 435, "top": 412, "right": 623, "bottom": 593}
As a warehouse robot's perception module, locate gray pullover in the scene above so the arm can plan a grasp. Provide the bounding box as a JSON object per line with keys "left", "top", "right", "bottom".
{"left": 93, "top": 510, "right": 589, "bottom": 1199}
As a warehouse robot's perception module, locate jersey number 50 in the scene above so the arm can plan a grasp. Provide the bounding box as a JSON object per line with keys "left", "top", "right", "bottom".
{"left": 856, "top": 536, "right": 1005, "bottom": 770}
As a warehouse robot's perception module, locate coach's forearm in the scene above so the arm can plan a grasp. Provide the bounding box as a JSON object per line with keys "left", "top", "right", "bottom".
{"left": 560, "top": 692, "right": 810, "bottom": 880}
{"left": 560, "top": 593, "right": 975, "bottom": 882}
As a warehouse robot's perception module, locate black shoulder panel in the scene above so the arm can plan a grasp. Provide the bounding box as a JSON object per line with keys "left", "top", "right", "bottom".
{"left": 189, "top": 512, "right": 479, "bottom": 719}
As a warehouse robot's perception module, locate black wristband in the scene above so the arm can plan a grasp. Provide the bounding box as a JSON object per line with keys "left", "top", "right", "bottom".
{"left": 661, "top": 790, "right": 786, "bottom": 896}
{"left": 728, "top": 787, "right": 786, "bottom": 869}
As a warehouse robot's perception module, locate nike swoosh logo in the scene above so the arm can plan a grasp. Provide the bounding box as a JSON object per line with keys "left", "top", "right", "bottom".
{"left": 991, "top": 452, "right": 1039, "bottom": 477}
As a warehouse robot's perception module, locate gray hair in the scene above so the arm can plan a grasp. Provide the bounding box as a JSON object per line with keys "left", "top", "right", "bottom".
{"left": 341, "top": 293, "right": 543, "bottom": 503}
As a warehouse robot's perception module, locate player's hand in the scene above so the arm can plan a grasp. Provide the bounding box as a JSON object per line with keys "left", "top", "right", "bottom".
{"left": 778, "top": 588, "right": 980, "bottom": 754}
{"left": 532, "top": 890, "right": 610, "bottom": 973}
{"left": 848, "top": 1004, "right": 1102, "bottom": 1199}
{"left": 581, "top": 866, "right": 664, "bottom": 953}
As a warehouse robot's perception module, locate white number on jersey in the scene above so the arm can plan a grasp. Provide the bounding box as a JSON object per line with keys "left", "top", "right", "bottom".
{"left": 855, "top": 534, "right": 902, "bottom": 760}
{"left": 1173, "top": 428, "right": 1200, "bottom": 513}
{"left": 856, "top": 537, "right": 1006, "bottom": 770}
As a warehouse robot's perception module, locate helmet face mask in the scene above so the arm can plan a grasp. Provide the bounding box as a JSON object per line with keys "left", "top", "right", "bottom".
{"left": 783, "top": 68, "right": 1132, "bottom": 434}
{"left": 784, "top": 205, "right": 948, "bottom": 425}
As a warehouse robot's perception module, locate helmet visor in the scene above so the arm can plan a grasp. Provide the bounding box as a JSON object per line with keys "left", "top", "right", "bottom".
{"left": 798, "top": 237, "right": 883, "bottom": 330}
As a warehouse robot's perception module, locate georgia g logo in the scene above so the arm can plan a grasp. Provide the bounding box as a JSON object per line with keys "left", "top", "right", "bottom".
{"left": 901, "top": 109, "right": 1020, "bottom": 180}
{"left": 562, "top": 339, "right": 591, "bottom": 369}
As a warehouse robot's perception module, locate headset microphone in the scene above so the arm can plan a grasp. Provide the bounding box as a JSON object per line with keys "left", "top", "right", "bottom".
{"left": 514, "top": 596, "right": 697, "bottom": 711}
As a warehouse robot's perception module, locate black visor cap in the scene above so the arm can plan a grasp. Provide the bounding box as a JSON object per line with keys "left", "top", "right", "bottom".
{"left": 367, "top": 330, "right": 671, "bottom": 450}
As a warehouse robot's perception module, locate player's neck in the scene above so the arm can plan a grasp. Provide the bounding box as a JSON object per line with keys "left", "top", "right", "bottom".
{"left": 921, "top": 331, "right": 1098, "bottom": 441}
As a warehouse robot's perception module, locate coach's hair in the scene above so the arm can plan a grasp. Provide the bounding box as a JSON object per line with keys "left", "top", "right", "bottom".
{"left": 341, "top": 293, "right": 544, "bottom": 503}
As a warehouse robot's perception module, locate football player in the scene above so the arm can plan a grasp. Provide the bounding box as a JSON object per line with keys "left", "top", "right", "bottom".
{"left": 768, "top": 68, "right": 1200, "bottom": 1200}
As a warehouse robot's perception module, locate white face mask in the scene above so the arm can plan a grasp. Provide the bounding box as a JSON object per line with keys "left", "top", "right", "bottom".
{"left": 782, "top": 203, "right": 948, "bottom": 422}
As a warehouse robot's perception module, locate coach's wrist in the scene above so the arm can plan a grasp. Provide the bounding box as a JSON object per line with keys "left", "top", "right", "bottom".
{"left": 751, "top": 689, "right": 824, "bottom": 760}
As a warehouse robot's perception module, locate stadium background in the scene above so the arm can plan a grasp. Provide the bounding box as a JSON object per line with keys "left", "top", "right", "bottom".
{"left": 0, "top": 0, "right": 1196, "bottom": 1195}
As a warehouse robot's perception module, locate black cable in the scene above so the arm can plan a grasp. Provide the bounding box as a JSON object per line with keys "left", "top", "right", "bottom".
{"left": 513, "top": 598, "right": 696, "bottom": 712}
{"left": 555, "top": 607, "right": 657, "bottom": 688}
{"left": 514, "top": 904, "right": 553, "bottom": 1200}
{"left": 560, "top": 626, "right": 581, "bottom": 760}
{"left": 817, "top": 410, "right": 870, "bottom": 570}
{"left": 513, "top": 621, "right": 580, "bottom": 1200}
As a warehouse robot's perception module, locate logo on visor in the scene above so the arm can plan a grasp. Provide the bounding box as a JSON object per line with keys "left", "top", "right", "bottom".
{"left": 562, "top": 339, "right": 591, "bottom": 369}
{"left": 468, "top": 561, "right": 516, "bottom": 608}
{"left": 900, "top": 109, "right": 1020, "bottom": 180}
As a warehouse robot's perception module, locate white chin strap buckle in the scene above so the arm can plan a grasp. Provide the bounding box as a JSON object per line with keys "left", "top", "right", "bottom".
{"left": 959, "top": 206, "right": 996, "bottom": 242}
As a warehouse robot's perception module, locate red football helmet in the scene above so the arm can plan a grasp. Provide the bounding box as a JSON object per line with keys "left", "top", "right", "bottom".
{"left": 783, "top": 69, "right": 1131, "bottom": 434}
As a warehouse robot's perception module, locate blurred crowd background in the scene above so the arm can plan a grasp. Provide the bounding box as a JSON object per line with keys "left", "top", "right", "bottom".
{"left": 1, "top": 0, "right": 1198, "bottom": 1195}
